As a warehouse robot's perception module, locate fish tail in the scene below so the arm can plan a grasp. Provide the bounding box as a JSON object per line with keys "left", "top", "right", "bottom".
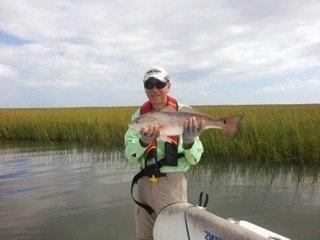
{"left": 219, "top": 115, "right": 243, "bottom": 139}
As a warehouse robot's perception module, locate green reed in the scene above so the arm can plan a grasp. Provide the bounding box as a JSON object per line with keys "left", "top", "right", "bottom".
{"left": 196, "top": 104, "right": 319, "bottom": 165}
{"left": 0, "top": 107, "right": 133, "bottom": 149}
{"left": 0, "top": 104, "right": 319, "bottom": 164}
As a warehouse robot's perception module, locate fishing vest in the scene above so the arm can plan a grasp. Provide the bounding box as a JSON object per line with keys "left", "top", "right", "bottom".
{"left": 140, "top": 95, "right": 180, "bottom": 171}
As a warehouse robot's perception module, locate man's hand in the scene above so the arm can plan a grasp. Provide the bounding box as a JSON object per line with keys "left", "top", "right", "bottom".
{"left": 182, "top": 117, "right": 204, "bottom": 148}
{"left": 140, "top": 125, "right": 160, "bottom": 147}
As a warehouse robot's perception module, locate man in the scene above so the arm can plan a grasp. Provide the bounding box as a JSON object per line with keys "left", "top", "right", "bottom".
{"left": 124, "top": 66, "right": 204, "bottom": 240}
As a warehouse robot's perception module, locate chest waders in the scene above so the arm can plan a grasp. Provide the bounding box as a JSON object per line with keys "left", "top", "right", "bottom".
{"left": 130, "top": 96, "right": 184, "bottom": 215}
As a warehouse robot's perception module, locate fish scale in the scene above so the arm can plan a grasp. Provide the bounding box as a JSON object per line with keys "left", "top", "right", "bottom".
{"left": 162, "top": 123, "right": 184, "bottom": 136}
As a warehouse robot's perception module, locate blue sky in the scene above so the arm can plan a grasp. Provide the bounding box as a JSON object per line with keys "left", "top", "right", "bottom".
{"left": 0, "top": 0, "right": 319, "bottom": 108}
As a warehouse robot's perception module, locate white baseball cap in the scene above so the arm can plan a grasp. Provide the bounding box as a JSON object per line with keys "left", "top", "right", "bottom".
{"left": 143, "top": 66, "right": 169, "bottom": 83}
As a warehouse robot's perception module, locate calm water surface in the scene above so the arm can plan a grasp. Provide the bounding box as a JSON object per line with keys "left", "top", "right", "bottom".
{"left": 0, "top": 142, "right": 319, "bottom": 240}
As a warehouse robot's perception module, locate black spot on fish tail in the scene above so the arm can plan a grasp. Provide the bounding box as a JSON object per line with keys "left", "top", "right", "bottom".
{"left": 220, "top": 115, "right": 244, "bottom": 139}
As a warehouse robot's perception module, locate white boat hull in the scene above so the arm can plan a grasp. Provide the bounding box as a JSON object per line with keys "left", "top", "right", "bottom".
{"left": 153, "top": 202, "right": 290, "bottom": 240}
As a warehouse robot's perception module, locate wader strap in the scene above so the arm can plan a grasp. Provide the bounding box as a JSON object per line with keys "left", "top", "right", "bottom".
{"left": 130, "top": 152, "right": 184, "bottom": 215}
{"left": 130, "top": 170, "right": 155, "bottom": 215}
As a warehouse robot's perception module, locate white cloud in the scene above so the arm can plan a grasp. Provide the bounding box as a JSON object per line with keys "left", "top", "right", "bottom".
{"left": 0, "top": 0, "right": 320, "bottom": 106}
{"left": 0, "top": 64, "right": 17, "bottom": 77}
{"left": 260, "top": 78, "right": 320, "bottom": 95}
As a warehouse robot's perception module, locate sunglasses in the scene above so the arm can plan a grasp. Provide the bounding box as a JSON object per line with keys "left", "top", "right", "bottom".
{"left": 144, "top": 79, "right": 167, "bottom": 89}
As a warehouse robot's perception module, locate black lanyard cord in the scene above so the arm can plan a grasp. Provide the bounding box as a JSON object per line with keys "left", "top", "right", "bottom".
{"left": 184, "top": 205, "right": 197, "bottom": 240}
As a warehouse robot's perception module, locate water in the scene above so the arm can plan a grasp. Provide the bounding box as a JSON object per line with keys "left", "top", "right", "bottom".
{"left": 0, "top": 143, "right": 319, "bottom": 240}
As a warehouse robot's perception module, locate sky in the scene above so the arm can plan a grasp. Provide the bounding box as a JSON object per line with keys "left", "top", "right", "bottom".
{"left": 0, "top": 0, "right": 319, "bottom": 108}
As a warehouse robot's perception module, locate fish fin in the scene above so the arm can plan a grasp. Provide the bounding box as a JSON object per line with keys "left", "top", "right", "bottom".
{"left": 179, "top": 106, "right": 198, "bottom": 113}
{"left": 158, "top": 131, "right": 172, "bottom": 143}
{"left": 179, "top": 106, "right": 214, "bottom": 119}
{"left": 219, "top": 115, "right": 244, "bottom": 139}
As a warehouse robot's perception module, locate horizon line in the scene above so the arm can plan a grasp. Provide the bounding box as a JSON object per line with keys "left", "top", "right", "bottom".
{"left": 0, "top": 102, "right": 319, "bottom": 110}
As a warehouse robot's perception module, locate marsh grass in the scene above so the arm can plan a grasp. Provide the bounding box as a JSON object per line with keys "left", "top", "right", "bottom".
{"left": 196, "top": 104, "right": 319, "bottom": 165}
{"left": 0, "top": 107, "right": 133, "bottom": 149}
{"left": 0, "top": 104, "right": 319, "bottom": 164}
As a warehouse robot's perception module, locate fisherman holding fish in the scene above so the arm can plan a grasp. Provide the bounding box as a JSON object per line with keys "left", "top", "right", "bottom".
{"left": 124, "top": 66, "right": 205, "bottom": 240}
{"left": 124, "top": 66, "right": 242, "bottom": 239}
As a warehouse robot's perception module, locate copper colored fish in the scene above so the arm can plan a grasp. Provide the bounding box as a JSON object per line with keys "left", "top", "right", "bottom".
{"left": 129, "top": 106, "right": 243, "bottom": 142}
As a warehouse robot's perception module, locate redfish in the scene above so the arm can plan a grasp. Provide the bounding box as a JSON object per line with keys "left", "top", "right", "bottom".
{"left": 129, "top": 106, "right": 243, "bottom": 142}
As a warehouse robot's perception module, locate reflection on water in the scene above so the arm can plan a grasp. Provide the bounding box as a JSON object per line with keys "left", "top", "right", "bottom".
{"left": 189, "top": 162, "right": 319, "bottom": 206}
{"left": 187, "top": 163, "right": 320, "bottom": 240}
{"left": 0, "top": 143, "right": 138, "bottom": 240}
{"left": 0, "top": 142, "right": 319, "bottom": 240}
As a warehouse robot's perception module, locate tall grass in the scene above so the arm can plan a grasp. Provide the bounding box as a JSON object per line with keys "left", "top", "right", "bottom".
{"left": 0, "top": 107, "right": 132, "bottom": 149}
{"left": 197, "top": 104, "right": 319, "bottom": 165}
{"left": 0, "top": 105, "right": 319, "bottom": 164}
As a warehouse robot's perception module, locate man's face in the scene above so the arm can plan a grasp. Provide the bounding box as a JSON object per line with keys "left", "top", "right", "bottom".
{"left": 144, "top": 78, "right": 171, "bottom": 105}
